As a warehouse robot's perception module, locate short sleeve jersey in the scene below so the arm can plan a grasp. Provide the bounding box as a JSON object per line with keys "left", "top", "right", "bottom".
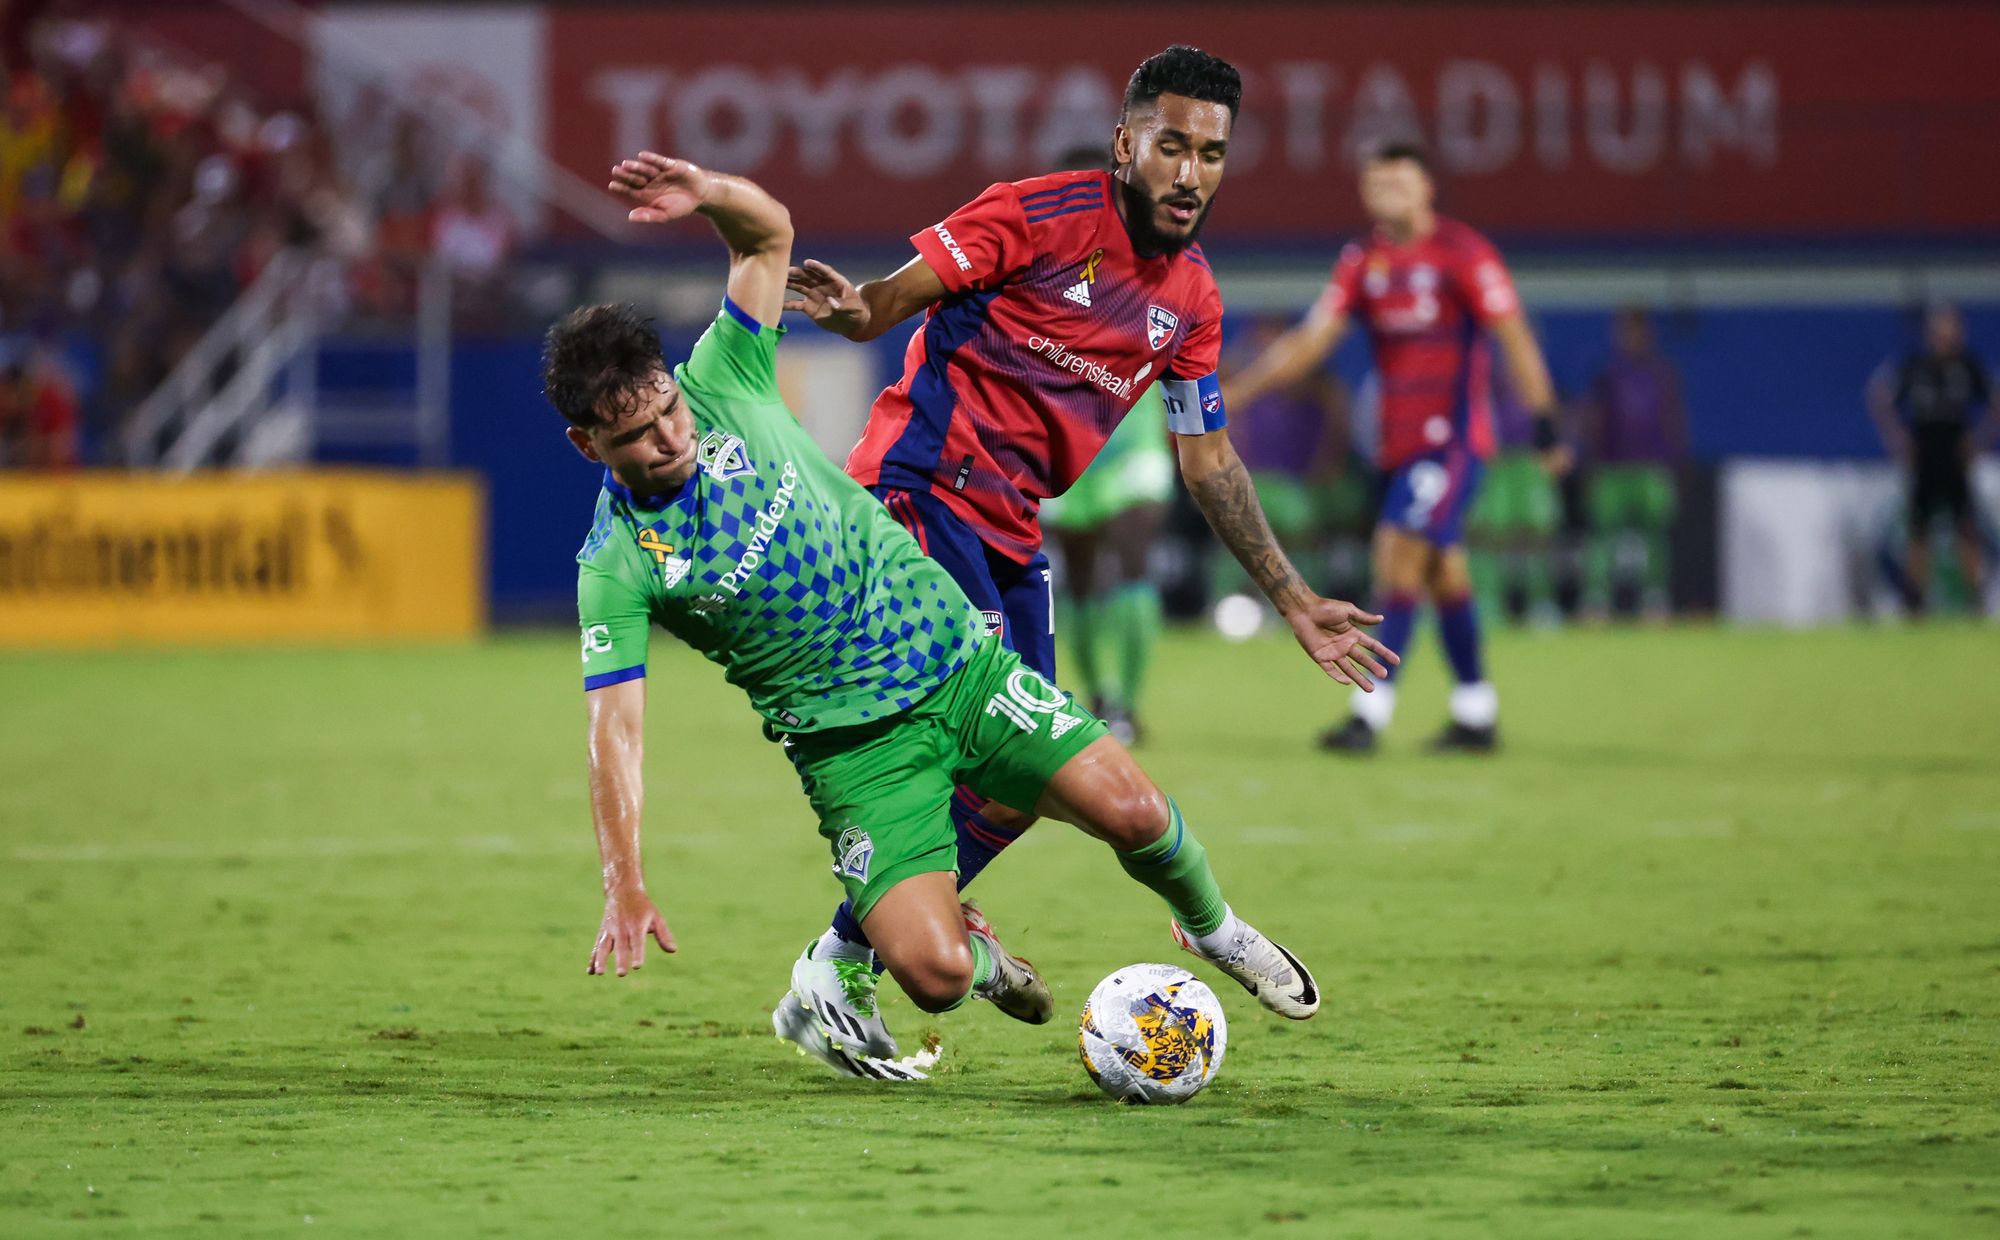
{"left": 577, "top": 301, "right": 984, "bottom": 732}
{"left": 845, "top": 169, "right": 1225, "bottom": 563}
{"left": 1316, "top": 215, "right": 1519, "bottom": 469}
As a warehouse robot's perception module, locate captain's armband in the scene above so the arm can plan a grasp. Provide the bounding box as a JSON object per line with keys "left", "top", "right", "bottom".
{"left": 1161, "top": 372, "right": 1226, "bottom": 435}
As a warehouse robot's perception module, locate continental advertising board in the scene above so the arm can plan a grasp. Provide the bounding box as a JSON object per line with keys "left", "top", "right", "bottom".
{"left": 0, "top": 472, "right": 485, "bottom": 647}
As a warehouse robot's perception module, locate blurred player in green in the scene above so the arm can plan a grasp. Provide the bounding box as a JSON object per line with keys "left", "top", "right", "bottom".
{"left": 1579, "top": 307, "right": 1687, "bottom": 619}
{"left": 553, "top": 151, "right": 1396, "bottom": 1080}
{"left": 1469, "top": 366, "right": 1565, "bottom": 625}
{"left": 1043, "top": 384, "right": 1172, "bottom": 744}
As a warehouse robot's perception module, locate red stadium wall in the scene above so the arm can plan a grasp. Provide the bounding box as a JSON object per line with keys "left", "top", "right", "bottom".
{"left": 78, "top": 2, "right": 2000, "bottom": 242}
{"left": 533, "top": 2, "right": 2000, "bottom": 243}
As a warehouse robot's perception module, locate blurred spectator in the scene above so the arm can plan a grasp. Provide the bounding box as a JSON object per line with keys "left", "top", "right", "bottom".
{"left": 1867, "top": 303, "right": 1995, "bottom": 613}
{"left": 354, "top": 111, "right": 437, "bottom": 318}
{"left": 1578, "top": 307, "right": 1688, "bottom": 619}
{"left": 0, "top": 337, "right": 79, "bottom": 468}
{"left": 430, "top": 153, "right": 513, "bottom": 325}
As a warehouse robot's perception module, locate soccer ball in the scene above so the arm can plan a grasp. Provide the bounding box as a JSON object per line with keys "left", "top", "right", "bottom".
{"left": 1077, "top": 962, "right": 1227, "bottom": 1104}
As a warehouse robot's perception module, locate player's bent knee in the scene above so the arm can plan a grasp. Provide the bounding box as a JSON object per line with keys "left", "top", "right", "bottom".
{"left": 1094, "top": 782, "right": 1170, "bottom": 852}
{"left": 889, "top": 943, "right": 975, "bottom": 1013}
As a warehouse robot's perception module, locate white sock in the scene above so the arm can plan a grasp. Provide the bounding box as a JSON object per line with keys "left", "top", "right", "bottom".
{"left": 1449, "top": 681, "right": 1499, "bottom": 728}
{"left": 1350, "top": 682, "right": 1397, "bottom": 730}
{"left": 814, "top": 927, "right": 872, "bottom": 963}
{"left": 1190, "top": 906, "right": 1244, "bottom": 956}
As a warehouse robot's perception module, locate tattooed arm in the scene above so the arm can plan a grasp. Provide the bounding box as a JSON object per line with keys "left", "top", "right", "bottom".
{"left": 1177, "top": 428, "right": 1399, "bottom": 689}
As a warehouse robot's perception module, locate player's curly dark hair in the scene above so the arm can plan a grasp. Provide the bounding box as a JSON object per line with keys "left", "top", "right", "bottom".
{"left": 541, "top": 302, "right": 665, "bottom": 428}
{"left": 1123, "top": 45, "right": 1242, "bottom": 120}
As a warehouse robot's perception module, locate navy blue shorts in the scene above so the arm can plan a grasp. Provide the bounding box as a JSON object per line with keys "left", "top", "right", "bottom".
{"left": 1377, "top": 445, "right": 1486, "bottom": 549}
{"left": 872, "top": 486, "right": 1056, "bottom": 681}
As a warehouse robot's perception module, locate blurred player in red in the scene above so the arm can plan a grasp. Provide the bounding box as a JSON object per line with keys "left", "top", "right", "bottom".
{"left": 1227, "top": 142, "right": 1563, "bottom": 753}
{"left": 783, "top": 46, "right": 1393, "bottom": 1009}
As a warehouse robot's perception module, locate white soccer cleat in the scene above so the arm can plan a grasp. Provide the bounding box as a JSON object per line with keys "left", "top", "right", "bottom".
{"left": 789, "top": 936, "right": 899, "bottom": 1058}
{"left": 1171, "top": 915, "right": 1320, "bottom": 1020}
{"left": 963, "top": 898, "right": 1054, "bottom": 1025}
{"left": 771, "top": 990, "right": 938, "bottom": 1082}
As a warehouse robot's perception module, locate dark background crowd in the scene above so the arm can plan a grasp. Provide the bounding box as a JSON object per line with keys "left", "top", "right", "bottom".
{"left": 0, "top": 0, "right": 514, "bottom": 467}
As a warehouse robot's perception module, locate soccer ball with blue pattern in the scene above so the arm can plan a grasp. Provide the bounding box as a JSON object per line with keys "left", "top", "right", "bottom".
{"left": 1078, "top": 963, "right": 1227, "bottom": 1104}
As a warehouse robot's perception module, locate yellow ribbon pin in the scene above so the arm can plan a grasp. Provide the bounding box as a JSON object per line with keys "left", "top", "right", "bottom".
{"left": 636, "top": 529, "right": 674, "bottom": 564}
{"left": 1080, "top": 247, "right": 1105, "bottom": 284}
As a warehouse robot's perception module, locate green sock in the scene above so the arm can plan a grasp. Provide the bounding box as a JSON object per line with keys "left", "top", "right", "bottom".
{"left": 1068, "top": 596, "right": 1106, "bottom": 703}
{"left": 1644, "top": 525, "right": 1672, "bottom": 596}
{"left": 1116, "top": 798, "right": 1228, "bottom": 936}
{"left": 938, "top": 931, "right": 995, "bottom": 1012}
{"left": 1528, "top": 544, "right": 1560, "bottom": 616}
{"left": 1585, "top": 532, "right": 1615, "bottom": 611}
{"left": 1470, "top": 547, "right": 1505, "bottom": 622}
{"left": 1104, "top": 583, "right": 1161, "bottom": 713}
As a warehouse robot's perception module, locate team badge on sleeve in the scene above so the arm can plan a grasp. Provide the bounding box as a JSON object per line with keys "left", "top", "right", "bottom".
{"left": 1145, "top": 305, "right": 1179, "bottom": 350}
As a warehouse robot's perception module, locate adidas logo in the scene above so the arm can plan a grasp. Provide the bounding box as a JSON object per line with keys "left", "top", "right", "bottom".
{"left": 1051, "top": 711, "right": 1083, "bottom": 739}
{"left": 1062, "top": 280, "right": 1091, "bottom": 309}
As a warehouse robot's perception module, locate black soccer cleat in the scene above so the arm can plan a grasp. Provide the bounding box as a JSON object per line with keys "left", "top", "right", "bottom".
{"left": 1318, "top": 716, "right": 1377, "bottom": 754}
{"left": 1428, "top": 721, "right": 1498, "bottom": 753}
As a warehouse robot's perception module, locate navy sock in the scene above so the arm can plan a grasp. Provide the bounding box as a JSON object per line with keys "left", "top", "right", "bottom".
{"left": 1376, "top": 592, "right": 1419, "bottom": 686}
{"left": 952, "top": 788, "right": 1024, "bottom": 891}
{"left": 830, "top": 899, "right": 869, "bottom": 948}
{"left": 1436, "top": 593, "right": 1485, "bottom": 684}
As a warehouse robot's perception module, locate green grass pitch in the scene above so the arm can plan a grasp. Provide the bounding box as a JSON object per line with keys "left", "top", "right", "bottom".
{"left": 3, "top": 625, "right": 1997, "bottom": 1237}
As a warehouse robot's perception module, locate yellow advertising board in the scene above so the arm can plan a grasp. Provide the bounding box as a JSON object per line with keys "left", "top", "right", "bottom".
{"left": 0, "top": 471, "right": 485, "bottom": 646}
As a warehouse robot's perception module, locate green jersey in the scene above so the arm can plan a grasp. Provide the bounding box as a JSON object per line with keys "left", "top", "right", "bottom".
{"left": 576, "top": 300, "right": 982, "bottom": 731}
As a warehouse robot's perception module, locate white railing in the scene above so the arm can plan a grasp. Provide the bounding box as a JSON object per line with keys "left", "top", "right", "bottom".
{"left": 124, "top": 250, "right": 453, "bottom": 472}
{"left": 123, "top": 251, "right": 315, "bottom": 470}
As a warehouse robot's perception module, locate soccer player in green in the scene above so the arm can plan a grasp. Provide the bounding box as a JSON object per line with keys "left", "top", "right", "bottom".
{"left": 553, "top": 151, "right": 1397, "bottom": 1079}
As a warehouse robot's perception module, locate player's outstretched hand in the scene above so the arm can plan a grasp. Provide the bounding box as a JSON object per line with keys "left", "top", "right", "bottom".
{"left": 1285, "top": 595, "right": 1401, "bottom": 691}
{"left": 588, "top": 885, "right": 677, "bottom": 977}
{"left": 784, "top": 260, "right": 870, "bottom": 337}
{"left": 608, "top": 151, "right": 712, "bottom": 225}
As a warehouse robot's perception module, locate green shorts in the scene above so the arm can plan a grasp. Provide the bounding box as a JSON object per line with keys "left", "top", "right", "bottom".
{"left": 780, "top": 637, "right": 1110, "bottom": 921}
{"left": 1590, "top": 463, "right": 1677, "bottom": 530}
{"left": 1470, "top": 450, "right": 1559, "bottom": 536}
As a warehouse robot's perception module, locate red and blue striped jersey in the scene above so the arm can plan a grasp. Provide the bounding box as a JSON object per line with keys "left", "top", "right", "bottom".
{"left": 1316, "top": 215, "right": 1520, "bottom": 470}
{"left": 845, "top": 169, "right": 1224, "bottom": 563}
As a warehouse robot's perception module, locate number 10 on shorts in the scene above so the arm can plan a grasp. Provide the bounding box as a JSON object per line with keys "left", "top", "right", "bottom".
{"left": 987, "top": 669, "right": 1086, "bottom": 739}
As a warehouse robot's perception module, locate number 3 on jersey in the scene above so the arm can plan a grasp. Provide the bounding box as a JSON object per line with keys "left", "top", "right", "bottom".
{"left": 987, "top": 668, "right": 1086, "bottom": 739}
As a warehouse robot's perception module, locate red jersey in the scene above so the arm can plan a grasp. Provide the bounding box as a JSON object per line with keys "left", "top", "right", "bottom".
{"left": 1316, "top": 215, "right": 1521, "bottom": 470}
{"left": 846, "top": 170, "right": 1223, "bottom": 563}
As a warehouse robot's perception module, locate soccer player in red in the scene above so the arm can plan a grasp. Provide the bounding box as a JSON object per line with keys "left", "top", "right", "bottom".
{"left": 1226, "top": 141, "right": 1565, "bottom": 754}
{"left": 781, "top": 47, "right": 1395, "bottom": 1043}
